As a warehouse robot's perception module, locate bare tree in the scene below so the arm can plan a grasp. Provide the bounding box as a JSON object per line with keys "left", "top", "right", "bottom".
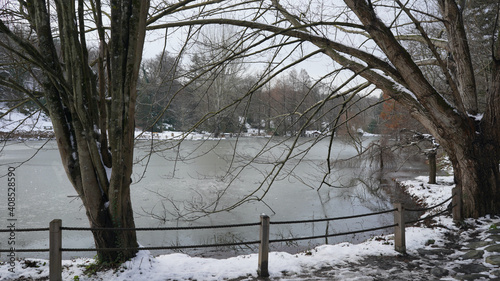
{"left": 0, "top": 0, "right": 149, "bottom": 262}
{"left": 186, "top": 25, "right": 249, "bottom": 136}
{"left": 146, "top": 0, "right": 500, "bottom": 218}
{"left": 137, "top": 54, "right": 184, "bottom": 132}
{"left": 2, "top": 2, "right": 498, "bottom": 268}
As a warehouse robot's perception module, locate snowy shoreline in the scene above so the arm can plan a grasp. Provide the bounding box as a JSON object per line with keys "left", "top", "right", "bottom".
{"left": 0, "top": 175, "right": 461, "bottom": 281}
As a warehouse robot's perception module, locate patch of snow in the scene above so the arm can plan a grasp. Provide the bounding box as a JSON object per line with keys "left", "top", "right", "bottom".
{"left": 0, "top": 108, "right": 53, "bottom": 133}
{"left": 380, "top": 74, "right": 418, "bottom": 102}
{"left": 401, "top": 175, "right": 454, "bottom": 208}
{"left": 468, "top": 113, "right": 484, "bottom": 121}
{"left": 105, "top": 165, "right": 112, "bottom": 181}
{"left": 304, "top": 130, "right": 322, "bottom": 137}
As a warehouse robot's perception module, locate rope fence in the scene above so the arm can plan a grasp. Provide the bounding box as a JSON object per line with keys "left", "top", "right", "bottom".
{"left": 0, "top": 187, "right": 461, "bottom": 280}
{"left": 61, "top": 222, "right": 261, "bottom": 232}
{"left": 269, "top": 223, "right": 398, "bottom": 244}
{"left": 61, "top": 240, "right": 263, "bottom": 252}
{"left": 0, "top": 228, "right": 49, "bottom": 233}
{"left": 269, "top": 208, "right": 397, "bottom": 225}
{"left": 405, "top": 195, "right": 453, "bottom": 213}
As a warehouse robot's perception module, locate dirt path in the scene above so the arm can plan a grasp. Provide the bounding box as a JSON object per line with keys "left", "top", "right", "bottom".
{"left": 230, "top": 217, "right": 500, "bottom": 281}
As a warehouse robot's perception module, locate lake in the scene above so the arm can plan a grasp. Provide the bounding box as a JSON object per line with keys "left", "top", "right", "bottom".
{"left": 0, "top": 136, "right": 427, "bottom": 260}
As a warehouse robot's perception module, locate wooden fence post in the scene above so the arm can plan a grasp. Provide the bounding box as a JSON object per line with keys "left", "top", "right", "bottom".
{"left": 49, "top": 219, "right": 62, "bottom": 281}
{"left": 394, "top": 203, "right": 406, "bottom": 254}
{"left": 452, "top": 187, "right": 463, "bottom": 222}
{"left": 258, "top": 214, "right": 270, "bottom": 277}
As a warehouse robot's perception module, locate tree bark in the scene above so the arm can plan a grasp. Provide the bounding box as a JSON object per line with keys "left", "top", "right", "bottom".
{"left": 449, "top": 135, "right": 500, "bottom": 218}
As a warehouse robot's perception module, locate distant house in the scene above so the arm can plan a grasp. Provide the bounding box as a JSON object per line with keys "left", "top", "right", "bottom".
{"left": 247, "top": 128, "right": 260, "bottom": 135}
{"left": 305, "top": 130, "right": 321, "bottom": 137}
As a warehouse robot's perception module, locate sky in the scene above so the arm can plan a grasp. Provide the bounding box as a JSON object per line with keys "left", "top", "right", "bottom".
{"left": 141, "top": 3, "right": 337, "bottom": 81}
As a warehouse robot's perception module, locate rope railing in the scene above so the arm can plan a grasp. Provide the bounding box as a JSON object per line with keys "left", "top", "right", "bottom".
{"left": 269, "top": 223, "right": 398, "bottom": 244}
{"left": 0, "top": 227, "right": 51, "bottom": 253}
{"left": 406, "top": 204, "right": 455, "bottom": 225}
{"left": 404, "top": 195, "right": 453, "bottom": 213}
{"left": 0, "top": 227, "right": 49, "bottom": 233}
{"left": 0, "top": 195, "right": 452, "bottom": 236}
{"left": 62, "top": 240, "right": 262, "bottom": 252}
{"left": 0, "top": 223, "right": 399, "bottom": 253}
{"left": 270, "top": 208, "right": 397, "bottom": 225}
{"left": 61, "top": 222, "right": 261, "bottom": 232}
{"left": 0, "top": 187, "right": 463, "bottom": 280}
{"left": 0, "top": 248, "right": 49, "bottom": 252}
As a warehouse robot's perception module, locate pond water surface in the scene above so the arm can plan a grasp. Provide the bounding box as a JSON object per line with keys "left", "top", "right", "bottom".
{"left": 0, "top": 137, "right": 429, "bottom": 260}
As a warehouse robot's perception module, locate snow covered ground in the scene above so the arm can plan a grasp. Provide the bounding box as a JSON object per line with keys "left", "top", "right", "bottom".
{"left": 134, "top": 130, "right": 228, "bottom": 141}
{"left": 0, "top": 175, "right": 462, "bottom": 281}
{"left": 0, "top": 110, "right": 53, "bottom": 134}
{"left": 0, "top": 106, "right": 268, "bottom": 140}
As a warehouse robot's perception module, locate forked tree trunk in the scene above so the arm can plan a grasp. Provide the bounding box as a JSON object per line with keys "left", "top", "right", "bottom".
{"left": 57, "top": 121, "right": 139, "bottom": 262}
{"left": 89, "top": 189, "right": 138, "bottom": 262}
{"left": 16, "top": 0, "right": 149, "bottom": 263}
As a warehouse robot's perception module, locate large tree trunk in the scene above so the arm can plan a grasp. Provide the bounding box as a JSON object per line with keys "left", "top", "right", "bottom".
{"left": 17, "top": 0, "right": 149, "bottom": 263}
{"left": 338, "top": 0, "right": 500, "bottom": 218}
{"left": 452, "top": 149, "right": 500, "bottom": 218}
{"left": 76, "top": 148, "right": 138, "bottom": 262}
{"left": 445, "top": 129, "right": 500, "bottom": 218}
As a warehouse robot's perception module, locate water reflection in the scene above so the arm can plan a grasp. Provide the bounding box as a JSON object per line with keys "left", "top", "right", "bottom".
{"left": 0, "top": 137, "right": 429, "bottom": 260}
